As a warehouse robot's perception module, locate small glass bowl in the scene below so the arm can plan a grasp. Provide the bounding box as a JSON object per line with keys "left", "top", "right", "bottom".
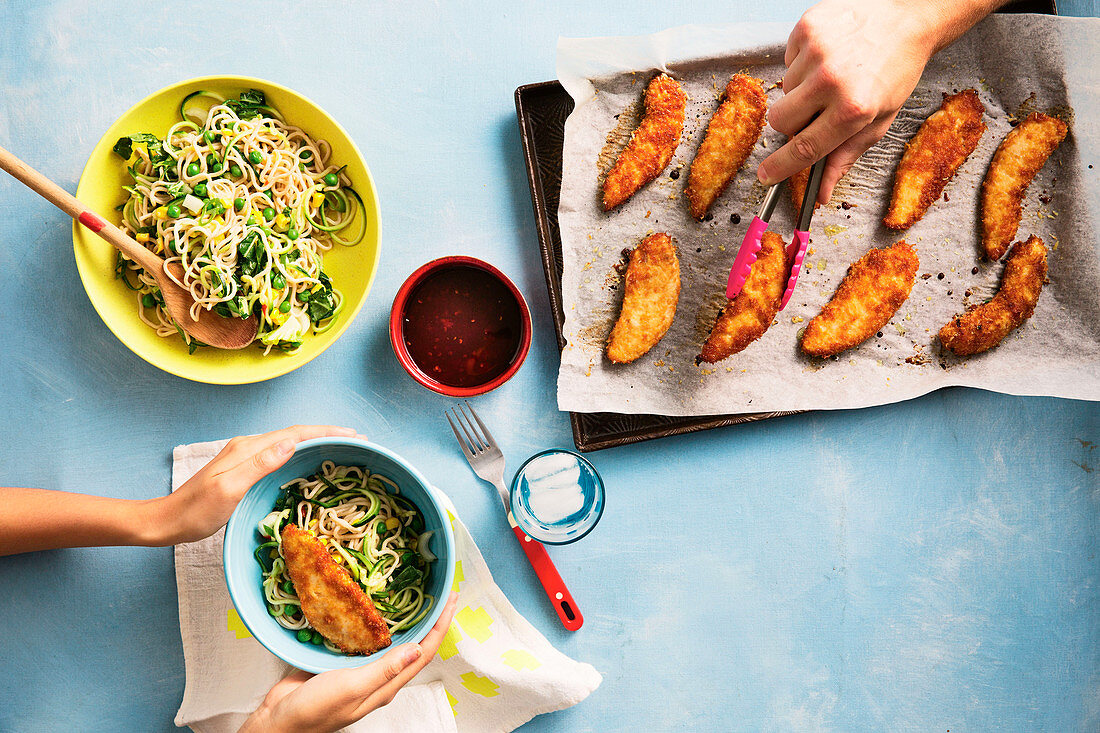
{"left": 509, "top": 449, "right": 604, "bottom": 545}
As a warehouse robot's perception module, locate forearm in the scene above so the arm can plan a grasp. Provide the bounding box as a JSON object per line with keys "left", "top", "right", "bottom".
{"left": 910, "top": 0, "right": 1013, "bottom": 56}
{"left": 0, "top": 487, "right": 170, "bottom": 556}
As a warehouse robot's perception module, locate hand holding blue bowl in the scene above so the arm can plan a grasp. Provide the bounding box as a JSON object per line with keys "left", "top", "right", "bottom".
{"left": 224, "top": 437, "right": 457, "bottom": 674}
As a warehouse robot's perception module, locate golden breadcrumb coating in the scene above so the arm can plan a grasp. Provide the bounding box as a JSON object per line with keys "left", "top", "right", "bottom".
{"left": 606, "top": 232, "right": 681, "bottom": 363}
{"left": 801, "top": 241, "right": 919, "bottom": 358}
{"left": 981, "top": 112, "right": 1067, "bottom": 260}
{"left": 789, "top": 166, "right": 814, "bottom": 217}
{"left": 602, "top": 74, "right": 687, "bottom": 211}
{"left": 281, "top": 523, "right": 392, "bottom": 655}
{"left": 685, "top": 74, "right": 767, "bottom": 220}
{"left": 697, "top": 231, "right": 788, "bottom": 363}
{"left": 884, "top": 89, "right": 986, "bottom": 230}
{"left": 939, "top": 235, "right": 1047, "bottom": 355}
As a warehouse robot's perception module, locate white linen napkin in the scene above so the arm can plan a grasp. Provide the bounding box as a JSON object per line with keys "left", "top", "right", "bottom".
{"left": 172, "top": 440, "right": 602, "bottom": 733}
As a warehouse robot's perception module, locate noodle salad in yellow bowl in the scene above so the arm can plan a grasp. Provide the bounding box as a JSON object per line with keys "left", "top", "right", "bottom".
{"left": 73, "top": 76, "right": 380, "bottom": 384}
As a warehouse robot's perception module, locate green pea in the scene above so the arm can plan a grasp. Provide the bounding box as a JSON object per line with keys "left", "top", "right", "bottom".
{"left": 262, "top": 207, "right": 276, "bottom": 222}
{"left": 203, "top": 130, "right": 217, "bottom": 143}
{"left": 272, "top": 273, "right": 286, "bottom": 289}
{"left": 249, "top": 150, "right": 263, "bottom": 164}
{"left": 300, "top": 149, "right": 313, "bottom": 161}
{"left": 186, "top": 162, "right": 200, "bottom": 177}
{"left": 168, "top": 240, "right": 180, "bottom": 254}
{"left": 141, "top": 293, "right": 156, "bottom": 308}
{"left": 299, "top": 289, "right": 311, "bottom": 302}
{"left": 310, "top": 631, "right": 324, "bottom": 645}
{"left": 296, "top": 628, "right": 312, "bottom": 643}
{"left": 166, "top": 204, "right": 181, "bottom": 218}
{"left": 230, "top": 164, "right": 243, "bottom": 178}
{"left": 323, "top": 172, "right": 338, "bottom": 187}
{"left": 286, "top": 228, "right": 299, "bottom": 241}
{"left": 206, "top": 153, "right": 220, "bottom": 169}
{"left": 247, "top": 214, "right": 258, "bottom": 226}
{"left": 278, "top": 300, "right": 291, "bottom": 313}
{"left": 375, "top": 520, "right": 388, "bottom": 535}
{"left": 193, "top": 182, "right": 207, "bottom": 197}
{"left": 234, "top": 197, "right": 246, "bottom": 211}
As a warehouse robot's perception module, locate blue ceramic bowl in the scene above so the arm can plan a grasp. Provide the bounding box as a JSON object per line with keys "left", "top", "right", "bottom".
{"left": 223, "top": 437, "right": 455, "bottom": 673}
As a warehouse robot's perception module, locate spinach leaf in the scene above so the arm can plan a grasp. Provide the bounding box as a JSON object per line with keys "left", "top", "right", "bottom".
{"left": 227, "top": 89, "right": 267, "bottom": 119}
{"left": 237, "top": 232, "right": 266, "bottom": 277}
{"left": 111, "top": 132, "right": 160, "bottom": 159}
{"left": 307, "top": 288, "right": 336, "bottom": 324}
{"left": 389, "top": 566, "right": 423, "bottom": 593}
{"left": 225, "top": 295, "right": 249, "bottom": 318}
{"left": 305, "top": 271, "right": 337, "bottom": 324}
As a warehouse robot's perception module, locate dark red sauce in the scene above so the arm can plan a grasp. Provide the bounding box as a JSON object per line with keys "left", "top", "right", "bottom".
{"left": 402, "top": 265, "right": 522, "bottom": 388}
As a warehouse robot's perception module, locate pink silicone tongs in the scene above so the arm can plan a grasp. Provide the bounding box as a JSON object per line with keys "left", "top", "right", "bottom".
{"left": 725, "top": 156, "right": 827, "bottom": 310}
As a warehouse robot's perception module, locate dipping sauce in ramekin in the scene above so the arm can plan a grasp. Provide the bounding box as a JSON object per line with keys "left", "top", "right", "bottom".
{"left": 390, "top": 256, "right": 531, "bottom": 396}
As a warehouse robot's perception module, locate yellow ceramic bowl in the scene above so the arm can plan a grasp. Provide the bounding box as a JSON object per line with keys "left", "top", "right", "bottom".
{"left": 73, "top": 76, "right": 381, "bottom": 384}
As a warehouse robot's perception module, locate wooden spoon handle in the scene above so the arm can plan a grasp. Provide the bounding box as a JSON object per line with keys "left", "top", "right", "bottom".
{"left": 0, "top": 144, "right": 164, "bottom": 272}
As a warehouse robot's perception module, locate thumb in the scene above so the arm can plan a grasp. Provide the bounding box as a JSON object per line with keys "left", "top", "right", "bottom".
{"left": 353, "top": 643, "right": 423, "bottom": 689}
{"left": 316, "top": 643, "right": 421, "bottom": 702}
{"left": 224, "top": 439, "right": 296, "bottom": 488}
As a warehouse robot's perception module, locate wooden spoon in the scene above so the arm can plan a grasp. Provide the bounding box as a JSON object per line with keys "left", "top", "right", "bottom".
{"left": 0, "top": 145, "right": 258, "bottom": 350}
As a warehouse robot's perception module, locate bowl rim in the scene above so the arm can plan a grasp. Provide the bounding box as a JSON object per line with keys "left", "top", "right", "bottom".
{"left": 509, "top": 448, "right": 605, "bottom": 545}
{"left": 222, "top": 436, "right": 456, "bottom": 673}
{"left": 388, "top": 255, "right": 532, "bottom": 397}
{"left": 72, "top": 74, "right": 382, "bottom": 385}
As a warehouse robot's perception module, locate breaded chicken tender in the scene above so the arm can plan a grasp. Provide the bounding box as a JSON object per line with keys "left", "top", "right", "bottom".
{"left": 981, "top": 112, "right": 1067, "bottom": 260}
{"left": 685, "top": 74, "right": 767, "bottom": 220}
{"left": 697, "top": 230, "right": 789, "bottom": 363}
{"left": 606, "top": 232, "right": 680, "bottom": 364}
{"left": 939, "top": 235, "right": 1047, "bottom": 355}
{"left": 801, "top": 241, "right": 919, "bottom": 358}
{"left": 884, "top": 89, "right": 986, "bottom": 230}
{"left": 281, "top": 523, "right": 392, "bottom": 655}
{"left": 602, "top": 74, "right": 687, "bottom": 211}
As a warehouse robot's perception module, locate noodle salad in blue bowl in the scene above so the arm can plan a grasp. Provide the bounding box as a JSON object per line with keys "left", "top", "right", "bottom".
{"left": 224, "top": 438, "right": 455, "bottom": 673}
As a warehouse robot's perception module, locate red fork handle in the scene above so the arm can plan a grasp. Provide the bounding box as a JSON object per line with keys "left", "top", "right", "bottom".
{"left": 511, "top": 525, "right": 583, "bottom": 631}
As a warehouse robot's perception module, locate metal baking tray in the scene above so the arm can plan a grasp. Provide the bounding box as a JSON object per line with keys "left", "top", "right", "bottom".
{"left": 513, "top": 0, "right": 1055, "bottom": 452}
{"left": 514, "top": 82, "right": 797, "bottom": 452}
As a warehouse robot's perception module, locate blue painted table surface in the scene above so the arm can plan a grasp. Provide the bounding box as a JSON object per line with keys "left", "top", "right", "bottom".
{"left": 1, "top": 2, "right": 1097, "bottom": 731}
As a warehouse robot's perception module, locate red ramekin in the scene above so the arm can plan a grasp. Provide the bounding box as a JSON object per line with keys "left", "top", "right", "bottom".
{"left": 389, "top": 256, "right": 532, "bottom": 397}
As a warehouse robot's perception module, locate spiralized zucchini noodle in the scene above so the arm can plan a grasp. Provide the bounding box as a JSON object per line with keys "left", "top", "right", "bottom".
{"left": 255, "top": 462, "right": 436, "bottom": 652}
{"left": 112, "top": 89, "right": 367, "bottom": 354}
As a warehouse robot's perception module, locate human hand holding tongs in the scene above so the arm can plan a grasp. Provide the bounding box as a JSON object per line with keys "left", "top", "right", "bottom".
{"left": 725, "top": 156, "right": 826, "bottom": 307}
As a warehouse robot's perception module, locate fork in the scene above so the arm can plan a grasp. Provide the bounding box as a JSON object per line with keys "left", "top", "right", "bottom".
{"left": 447, "top": 402, "right": 583, "bottom": 631}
